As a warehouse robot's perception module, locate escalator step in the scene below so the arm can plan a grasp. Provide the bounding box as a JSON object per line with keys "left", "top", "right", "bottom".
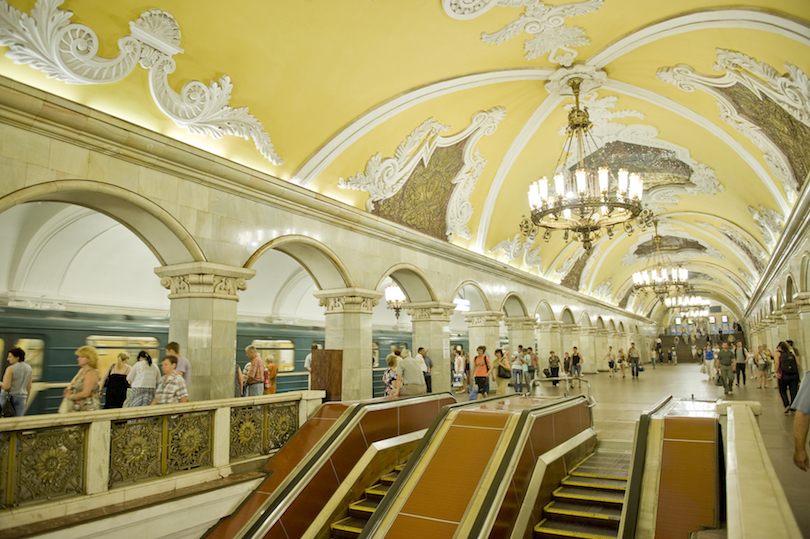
{"left": 331, "top": 516, "right": 367, "bottom": 539}
{"left": 348, "top": 497, "right": 379, "bottom": 519}
{"left": 544, "top": 500, "right": 622, "bottom": 522}
{"left": 553, "top": 486, "right": 625, "bottom": 505}
{"left": 571, "top": 468, "right": 628, "bottom": 480}
{"left": 365, "top": 482, "right": 390, "bottom": 500}
{"left": 561, "top": 475, "right": 627, "bottom": 491}
{"left": 380, "top": 471, "right": 400, "bottom": 484}
{"left": 395, "top": 463, "right": 406, "bottom": 471}
{"left": 534, "top": 518, "right": 618, "bottom": 539}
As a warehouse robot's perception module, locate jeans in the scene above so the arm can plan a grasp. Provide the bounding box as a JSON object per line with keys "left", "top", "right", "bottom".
{"left": 720, "top": 364, "right": 734, "bottom": 393}
{"left": 630, "top": 358, "right": 639, "bottom": 377}
{"left": 735, "top": 364, "right": 746, "bottom": 385}
{"left": 245, "top": 383, "right": 264, "bottom": 397}
{"left": 0, "top": 393, "right": 26, "bottom": 417}
{"left": 424, "top": 374, "right": 432, "bottom": 393}
{"left": 550, "top": 366, "right": 559, "bottom": 386}
{"left": 513, "top": 370, "right": 523, "bottom": 393}
{"left": 779, "top": 375, "right": 799, "bottom": 408}
{"left": 571, "top": 364, "right": 582, "bottom": 377}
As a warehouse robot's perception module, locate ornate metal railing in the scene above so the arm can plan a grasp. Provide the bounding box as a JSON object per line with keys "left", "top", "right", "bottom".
{"left": 0, "top": 391, "right": 322, "bottom": 509}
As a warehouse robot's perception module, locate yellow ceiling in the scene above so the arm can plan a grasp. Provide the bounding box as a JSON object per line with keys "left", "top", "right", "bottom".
{"left": 1, "top": 0, "right": 809, "bottom": 315}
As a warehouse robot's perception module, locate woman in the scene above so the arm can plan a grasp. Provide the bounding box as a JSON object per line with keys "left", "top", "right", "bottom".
{"left": 491, "top": 349, "right": 511, "bottom": 396}
{"left": 63, "top": 346, "right": 101, "bottom": 411}
{"left": 563, "top": 352, "right": 572, "bottom": 387}
{"left": 383, "top": 353, "right": 401, "bottom": 397}
{"left": 617, "top": 348, "right": 627, "bottom": 378}
{"left": 604, "top": 347, "right": 616, "bottom": 377}
{"left": 512, "top": 350, "right": 525, "bottom": 393}
{"left": 454, "top": 350, "right": 467, "bottom": 393}
{"left": 774, "top": 341, "right": 802, "bottom": 413}
{"left": 1, "top": 348, "right": 32, "bottom": 417}
{"left": 472, "top": 346, "right": 491, "bottom": 399}
{"left": 126, "top": 351, "right": 160, "bottom": 407}
{"left": 263, "top": 356, "right": 278, "bottom": 395}
{"left": 755, "top": 345, "right": 770, "bottom": 389}
{"left": 548, "top": 351, "right": 560, "bottom": 387}
{"left": 99, "top": 352, "right": 131, "bottom": 409}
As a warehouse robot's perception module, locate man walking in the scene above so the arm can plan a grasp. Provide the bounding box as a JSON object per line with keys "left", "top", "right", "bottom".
{"left": 715, "top": 342, "right": 735, "bottom": 395}
{"left": 571, "top": 347, "right": 583, "bottom": 388}
{"left": 734, "top": 341, "right": 748, "bottom": 386}
{"left": 417, "top": 347, "right": 432, "bottom": 393}
{"left": 628, "top": 343, "right": 640, "bottom": 378}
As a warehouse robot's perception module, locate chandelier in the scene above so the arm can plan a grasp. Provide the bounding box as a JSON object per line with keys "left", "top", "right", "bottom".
{"left": 632, "top": 220, "right": 690, "bottom": 300}
{"left": 520, "top": 77, "right": 653, "bottom": 251}
{"left": 384, "top": 283, "right": 406, "bottom": 319}
{"left": 664, "top": 296, "right": 709, "bottom": 308}
{"left": 681, "top": 308, "right": 709, "bottom": 319}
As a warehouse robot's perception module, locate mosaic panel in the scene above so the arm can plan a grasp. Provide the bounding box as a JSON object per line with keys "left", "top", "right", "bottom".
{"left": 574, "top": 141, "right": 693, "bottom": 190}
{"left": 109, "top": 417, "right": 162, "bottom": 487}
{"left": 560, "top": 249, "right": 592, "bottom": 291}
{"left": 634, "top": 236, "right": 705, "bottom": 257}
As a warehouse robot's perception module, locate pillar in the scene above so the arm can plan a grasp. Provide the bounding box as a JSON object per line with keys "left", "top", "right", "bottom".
{"left": 579, "top": 328, "right": 597, "bottom": 374}
{"left": 313, "top": 288, "right": 382, "bottom": 401}
{"left": 560, "top": 324, "right": 580, "bottom": 357}
{"left": 407, "top": 302, "right": 455, "bottom": 393}
{"left": 595, "top": 329, "right": 609, "bottom": 371}
{"left": 505, "top": 316, "right": 537, "bottom": 358}
{"left": 774, "top": 310, "right": 788, "bottom": 344}
{"left": 536, "top": 322, "right": 562, "bottom": 358}
{"left": 795, "top": 293, "right": 810, "bottom": 377}
{"left": 156, "top": 262, "right": 255, "bottom": 401}
{"left": 465, "top": 311, "right": 503, "bottom": 362}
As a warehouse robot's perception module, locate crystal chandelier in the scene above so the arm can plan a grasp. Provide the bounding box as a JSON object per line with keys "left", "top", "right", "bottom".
{"left": 520, "top": 77, "right": 654, "bottom": 251}
{"left": 384, "top": 283, "right": 406, "bottom": 319}
{"left": 681, "top": 308, "right": 709, "bottom": 319}
{"left": 632, "top": 220, "right": 690, "bottom": 300}
{"left": 664, "top": 296, "right": 709, "bottom": 308}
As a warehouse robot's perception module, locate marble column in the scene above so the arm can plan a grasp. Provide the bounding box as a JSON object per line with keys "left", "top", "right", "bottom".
{"left": 579, "top": 328, "right": 597, "bottom": 374}
{"left": 595, "top": 329, "right": 610, "bottom": 371}
{"left": 505, "top": 316, "right": 537, "bottom": 357}
{"left": 773, "top": 313, "right": 787, "bottom": 345}
{"left": 794, "top": 294, "right": 810, "bottom": 377}
{"left": 407, "top": 302, "right": 455, "bottom": 394}
{"left": 536, "top": 323, "right": 562, "bottom": 358}
{"left": 312, "top": 288, "right": 382, "bottom": 401}
{"left": 560, "top": 324, "right": 580, "bottom": 357}
{"left": 465, "top": 311, "right": 503, "bottom": 361}
{"left": 156, "top": 262, "right": 255, "bottom": 401}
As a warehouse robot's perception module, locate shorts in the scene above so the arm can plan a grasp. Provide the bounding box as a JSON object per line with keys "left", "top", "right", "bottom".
{"left": 572, "top": 365, "right": 582, "bottom": 377}
{"left": 475, "top": 376, "right": 488, "bottom": 394}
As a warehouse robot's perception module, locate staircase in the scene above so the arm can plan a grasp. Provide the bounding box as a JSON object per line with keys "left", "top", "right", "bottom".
{"left": 330, "top": 464, "right": 404, "bottom": 539}
{"left": 534, "top": 449, "right": 631, "bottom": 539}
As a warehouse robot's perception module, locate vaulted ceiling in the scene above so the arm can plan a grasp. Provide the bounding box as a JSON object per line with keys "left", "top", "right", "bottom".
{"left": 1, "top": 0, "right": 808, "bottom": 321}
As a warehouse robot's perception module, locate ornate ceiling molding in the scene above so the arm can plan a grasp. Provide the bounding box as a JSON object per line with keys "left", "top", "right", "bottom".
{"left": 620, "top": 224, "right": 723, "bottom": 267}
{"left": 338, "top": 107, "right": 506, "bottom": 241}
{"left": 0, "top": 0, "right": 282, "bottom": 164}
{"left": 442, "top": 0, "right": 603, "bottom": 66}
{"left": 657, "top": 49, "right": 810, "bottom": 203}
{"left": 748, "top": 204, "right": 785, "bottom": 249}
{"left": 488, "top": 232, "right": 543, "bottom": 272}
{"left": 693, "top": 219, "right": 768, "bottom": 275}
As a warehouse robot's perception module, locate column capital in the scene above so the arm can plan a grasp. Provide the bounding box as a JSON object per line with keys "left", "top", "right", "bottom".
{"left": 155, "top": 262, "right": 255, "bottom": 301}
{"left": 503, "top": 316, "right": 537, "bottom": 331}
{"left": 580, "top": 327, "right": 597, "bottom": 336}
{"left": 536, "top": 322, "right": 562, "bottom": 332}
{"left": 464, "top": 310, "right": 504, "bottom": 327}
{"left": 405, "top": 302, "right": 456, "bottom": 321}
{"left": 312, "top": 287, "right": 383, "bottom": 314}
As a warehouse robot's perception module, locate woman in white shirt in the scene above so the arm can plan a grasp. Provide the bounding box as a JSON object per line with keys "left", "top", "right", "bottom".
{"left": 125, "top": 351, "right": 161, "bottom": 407}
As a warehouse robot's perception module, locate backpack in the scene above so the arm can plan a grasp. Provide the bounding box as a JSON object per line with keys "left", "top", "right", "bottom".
{"left": 781, "top": 351, "right": 798, "bottom": 375}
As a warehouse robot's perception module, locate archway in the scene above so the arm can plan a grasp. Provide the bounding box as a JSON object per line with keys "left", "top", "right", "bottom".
{"left": 501, "top": 293, "right": 529, "bottom": 317}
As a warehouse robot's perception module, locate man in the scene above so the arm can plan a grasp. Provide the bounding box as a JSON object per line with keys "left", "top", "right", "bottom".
{"left": 151, "top": 355, "right": 188, "bottom": 405}
{"left": 417, "top": 347, "right": 432, "bottom": 393}
{"left": 165, "top": 342, "right": 191, "bottom": 396}
{"left": 715, "top": 342, "right": 735, "bottom": 395}
{"left": 244, "top": 345, "right": 266, "bottom": 397}
{"left": 628, "top": 343, "right": 640, "bottom": 378}
{"left": 1, "top": 348, "right": 32, "bottom": 417}
{"left": 571, "top": 347, "right": 582, "bottom": 388}
{"left": 792, "top": 370, "right": 810, "bottom": 470}
{"left": 604, "top": 346, "right": 616, "bottom": 377}
{"left": 734, "top": 341, "right": 748, "bottom": 386}
{"left": 304, "top": 343, "right": 318, "bottom": 373}
{"left": 397, "top": 350, "right": 426, "bottom": 396}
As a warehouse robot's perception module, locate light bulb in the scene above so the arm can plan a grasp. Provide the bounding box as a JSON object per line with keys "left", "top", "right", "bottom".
{"left": 539, "top": 177, "right": 548, "bottom": 202}
{"left": 576, "top": 170, "right": 587, "bottom": 194}
{"left": 528, "top": 182, "right": 541, "bottom": 209}
{"left": 598, "top": 167, "right": 609, "bottom": 193}
{"left": 618, "top": 169, "right": 629, "bottom": 194}
{"left": 554, "top": 173, "right": 564, "bottom": 197}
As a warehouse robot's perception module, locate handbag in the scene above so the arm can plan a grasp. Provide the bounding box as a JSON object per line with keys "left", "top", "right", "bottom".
{"left": 715, "top": 374, "right": 723, "bottom": 386}
{"left": 497, "top": 365, "right": 511, "bottom": 379}
{"left": 468, "top": 384, "right": 478, "bottom": 401}
{"left": 543, "top": 368, "right": 551, "bottom": 378}
{"left": 58, "top": 397, "right": 74, "bottom": 414}
{"left": 1, "top": 393, "right": 15, "bottom": 418}
{"left": 700, "top": 363, "right": 707, "bottom": 374}
{"left": 452, "top": 373, "right": 462, "bottom": 387}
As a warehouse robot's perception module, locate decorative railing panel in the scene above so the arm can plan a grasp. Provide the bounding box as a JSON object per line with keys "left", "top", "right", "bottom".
{"left": 230, "top": 401, "right": 298, "bottom": 461}
{"left": 109, "top": 417, "right": 163, "bottom": 486}
{"left": 167, "top": 411, "right": 212, "bottom": 474}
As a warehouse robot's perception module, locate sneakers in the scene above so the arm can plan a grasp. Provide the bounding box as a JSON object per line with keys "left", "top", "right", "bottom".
{"left": 785, "top": 405, "right": 792, "bottom": 414}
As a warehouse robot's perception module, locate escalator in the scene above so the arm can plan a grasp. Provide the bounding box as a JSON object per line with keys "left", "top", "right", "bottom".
{"left": 534, "top": 448, "right": 630, "bottom": 539}
{"left": 331, "top": 463, "right": 406, "bottom": 539}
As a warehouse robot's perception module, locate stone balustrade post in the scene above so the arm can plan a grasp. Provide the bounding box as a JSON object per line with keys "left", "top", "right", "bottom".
{"left": 312, "top": 287, "right": 383, "bottom": 401}
{"left": 156, "top": 262, "right": 256, "bottom": 401}
{"left": 406, "top": 302, "right": 455, "bottom": 393}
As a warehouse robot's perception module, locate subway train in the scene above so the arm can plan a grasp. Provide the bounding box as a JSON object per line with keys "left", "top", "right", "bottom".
{"left": 0, "top": 306, "right": 469, "bottom": 415}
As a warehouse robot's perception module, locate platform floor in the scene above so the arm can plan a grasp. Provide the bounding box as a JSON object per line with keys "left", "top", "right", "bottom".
{"left": 454, "top": 361, "right": 810, "bottom": 535}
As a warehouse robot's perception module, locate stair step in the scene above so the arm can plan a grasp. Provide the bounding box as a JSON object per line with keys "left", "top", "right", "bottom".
{"left": 331, "top": 516, "right": 367, "bottom": 539}
{"left": 364, "top": 482, "right": 390, "bottom": 501}
{"left": 571, "top": 467, "right": 629, "bottom": 480}
{"left": 553, "top": 486, "right": 625, "bottom": 505}
{"left": 380, "top": 471, "right": 400, "bottom": 485}
{"left": 544, "top": 500, "right": 622, "bottom": 523}
{"left": 534, "top": 518, "right": 618, "bottom": 539}
{"left": 394, "top": 463, "right": 406, "bottom": 472}
{"left": 561, "top": 475, "right": 627, "bottom": 491}
{"left": 348, "top": 497, "right": 379, "bottom": 519}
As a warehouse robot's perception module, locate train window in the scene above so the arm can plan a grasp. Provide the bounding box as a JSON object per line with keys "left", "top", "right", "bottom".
{"left": 86, "top": 336, "right": 160, "bottom": 375}
{"left": 250, "top": 340, "right": 295, "bottom": 372}
{"left": 14, "top": 338, "right": 44, "bottom": 382}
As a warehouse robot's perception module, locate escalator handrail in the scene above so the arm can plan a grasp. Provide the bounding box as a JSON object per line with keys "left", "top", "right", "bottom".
{"left": 469, "top": 395, "right": 590, "bottom": 538}
{"left": 240, "top": 392, "right": 454, "bottom": 539}
{"left": 620, "top": 394, "right": 673, "bottom": 539}
{"left": 356, "top": 394, "right": 515, "bottom": 539}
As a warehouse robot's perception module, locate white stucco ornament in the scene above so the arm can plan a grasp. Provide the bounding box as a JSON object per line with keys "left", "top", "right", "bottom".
{"left": 339, "top": 107, "right": 506, "bottom": 241}
{"left": 442, "top": 0, "right": 603, "bottom": 66}
{"left": 0, "top": 0, "right": 283, "bottom": 165}
{"left": 657, "top": 49, "right": 810, "bottom": 203}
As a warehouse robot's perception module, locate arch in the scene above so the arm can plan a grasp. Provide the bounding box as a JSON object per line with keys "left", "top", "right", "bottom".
{"left": 596, "top": 317, "right": 606, "bottom": 329}
{"left": 802, "top": 254, "right": 810, "bottom": 293}
{"left": 769, "top": 296, "right": 775, "bottom": 314}
{"left": 501, "top": 293, "right": 529, "bottom": 317}
{"left": 608, "top": 319, "right": 616, "bottom": 331}
{"left": 776, "top": 288, "right": 784, "bottom": 311}
{"left": 452, "top": 280, "right": 492, "bottom": 311}
{"left": 579, "top": 311, "right": 592, "bottom": 327}
{"left": 0, "top": 181, "right": 205, "bottom": 265}
{"left": 534, "top": 300, "right": 555, "bottom": 321}
{"left": 786, "top": 274, "right": 796, "bottom": 303}
{"left": 246, "top": 235, "right": 353, "bottom": 290}
{"left": 618, "top": 321, "right": 626, "bottom": 332}
{"left": 560, "top": 308, "right": 576, "bottom": 325}
{"left": 375, "top": 263, "right": 437, "bottom": 303}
